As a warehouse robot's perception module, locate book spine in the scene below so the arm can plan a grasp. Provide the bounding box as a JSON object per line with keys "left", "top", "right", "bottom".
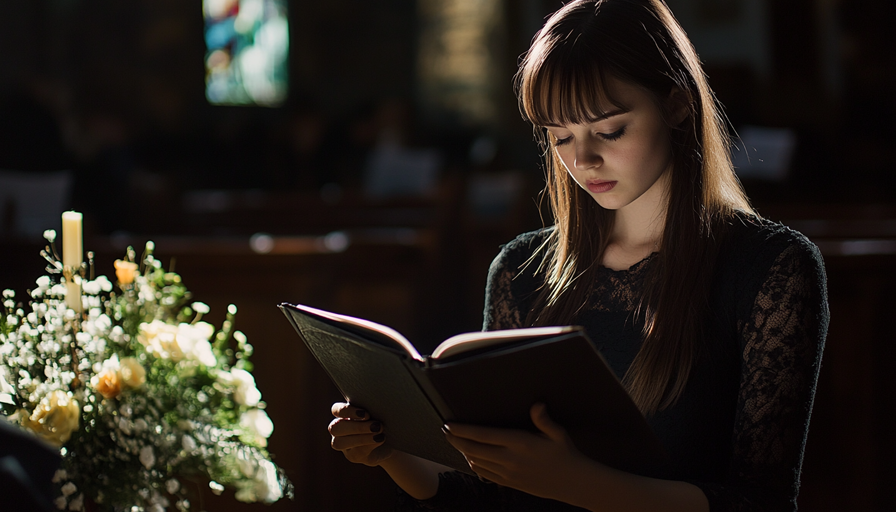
{"left": 406, "top": 358, "right": 456, "bottom": 423}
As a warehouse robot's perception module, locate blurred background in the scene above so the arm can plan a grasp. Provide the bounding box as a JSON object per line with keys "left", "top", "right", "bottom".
{"left": 1, "top": 0, "right": 894, "bottom": 510}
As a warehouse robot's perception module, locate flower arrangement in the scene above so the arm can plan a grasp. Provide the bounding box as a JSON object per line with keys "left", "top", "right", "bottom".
{"left": 0, "top": 227, "right": 291, "bottom": 511}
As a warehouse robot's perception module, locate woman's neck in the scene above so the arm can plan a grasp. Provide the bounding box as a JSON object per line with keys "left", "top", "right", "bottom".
{"left": 602, "top": 172, "right": 668, "bottom": 270}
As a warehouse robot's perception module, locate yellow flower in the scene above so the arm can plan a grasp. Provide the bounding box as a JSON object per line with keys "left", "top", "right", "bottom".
{"left": 119, "top": 357, "right": 146, "bottom": 389}
{"left": 92, "top": 367, "right": 122, "bottom": 399}
{"left": 114, "top": 260, "right": 139, "bottom": 285}
{"left": 24, "top": 390, "right": 80, "bottom": 447}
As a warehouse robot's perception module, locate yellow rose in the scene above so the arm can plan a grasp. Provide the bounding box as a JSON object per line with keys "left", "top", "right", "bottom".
{"left": 92, "top": 368, "right": 122, "bottom": 399}
{"left": 114, "top": 260, "right": 139, "bottom": 285}
{"left": 24, "top": 390, "right": 80, "bottom": 447}
{"left": 119, "top": 357, "right": 146, "bottom": 388}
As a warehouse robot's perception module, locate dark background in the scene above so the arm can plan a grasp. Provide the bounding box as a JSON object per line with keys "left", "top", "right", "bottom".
{"left": 1, "top": 0, "right": 895, "bottom": 510}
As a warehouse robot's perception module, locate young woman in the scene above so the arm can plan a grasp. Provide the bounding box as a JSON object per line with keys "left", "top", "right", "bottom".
{"left": 328, "top": 0, "right": 829, "bottom": 510}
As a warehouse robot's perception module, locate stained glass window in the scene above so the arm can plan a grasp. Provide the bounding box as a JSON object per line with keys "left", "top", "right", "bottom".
{"left": 204, "top": 0, "right": 289, "bottom": 106}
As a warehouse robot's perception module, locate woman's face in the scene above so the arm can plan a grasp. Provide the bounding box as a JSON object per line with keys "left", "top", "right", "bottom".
{"left": 545, "top": 76, "right": 673, "bottom": 213}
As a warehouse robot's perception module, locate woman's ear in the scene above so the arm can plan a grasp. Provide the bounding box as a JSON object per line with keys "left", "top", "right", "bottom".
{"left": 666, "top": 88, "right": 691, "bottom": 126}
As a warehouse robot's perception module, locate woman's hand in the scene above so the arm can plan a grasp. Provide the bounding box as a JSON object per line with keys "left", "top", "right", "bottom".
{"left": 328, "top": 402, "right": 392, "bottom": 466}
{"left": 444, "top": 402, "right": 595, "bottom": 502}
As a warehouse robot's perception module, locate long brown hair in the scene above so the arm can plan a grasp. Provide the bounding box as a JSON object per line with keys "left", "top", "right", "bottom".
{"left": 515, "top": 0, "right": 754, "bottom": 414}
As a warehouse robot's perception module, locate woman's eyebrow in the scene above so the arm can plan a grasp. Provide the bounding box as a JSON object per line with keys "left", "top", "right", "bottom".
{"left": 542, "top": 108, "right": 628, "bottom": 127}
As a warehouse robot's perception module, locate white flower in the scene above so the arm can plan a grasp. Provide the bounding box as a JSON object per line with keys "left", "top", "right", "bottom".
{"left": 54, "top": 496, "right": 66, "bottom": 510}
{"left": 148, "top": 505, "right": 165, "bottom": 512}
{"left": 52, "top": 469, "right": 67, "bottom": 483}
{"left": 191, "top": 302, "right": 210, "bottom": 314}
{"left": 230, "top": 368, "right": 261, "bottom": 407}
{"left": 96, "top": 275, "right": 113, "bottom": 292}
{"left": 190, "top": 338, "right": 217, "bottom": 367}
{"left": 68, "top": 493, "right": 83, "bottom": 511}
{"left": 253, "top": 459, "right": 282, "bottom": 503}
{"left": 240, "top": 409, "right": 274, "bottom": 438}
{"left": 139, "top": 446, "right": 155, "bottom": 469}
{"left": 181, "top": 434, "right": 197, "bottom": 452}
{"left": 138, "top": 320, "right": 216, "bottom": 366}
{"left": 81, "top": 280, "right": 101, "bottom": 295}
{"left": 0, "top": 366, "right": 16, "bottom": 404}
{"left": 166, "top": 479, "right": 180, "bottom": 494}
{"left": 208, "top": 481, "right": 225, "bottom": 495}
{"left": 61, "top": 482, "right": 77, "bottom": 496}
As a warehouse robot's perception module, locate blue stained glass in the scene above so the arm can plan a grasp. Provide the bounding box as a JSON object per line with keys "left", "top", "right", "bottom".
{"left": 204, "top": 0, "right": 289, "bottom": 106}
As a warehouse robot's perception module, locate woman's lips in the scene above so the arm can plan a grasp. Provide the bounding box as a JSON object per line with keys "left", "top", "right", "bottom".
{"left": 586, "top": 180, "right": 617, "bottom": 193}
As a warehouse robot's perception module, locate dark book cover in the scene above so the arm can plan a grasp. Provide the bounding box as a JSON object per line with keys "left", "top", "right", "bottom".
{"left": 280, "top": 303, "right": 670, "bottom": 477}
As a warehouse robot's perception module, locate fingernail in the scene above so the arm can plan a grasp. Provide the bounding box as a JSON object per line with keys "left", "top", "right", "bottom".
{"left": 373, "top": 433, "right": 385, "bottom": 443}
{"left": 356, "top": 409, "right": 368, "bottom": 419}
{"left": 441, "top": 425, "right": 449, "bottom": 435}
{"left": 370, "top": 421, "right": 382, "bottom": 433}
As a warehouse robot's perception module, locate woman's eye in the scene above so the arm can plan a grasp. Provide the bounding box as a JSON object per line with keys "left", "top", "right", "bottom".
{"left": 599, "top": 127, "right": 626, "bottom": 141}
{"left": 554, "top": 135, "right": 573, "bottom": 146}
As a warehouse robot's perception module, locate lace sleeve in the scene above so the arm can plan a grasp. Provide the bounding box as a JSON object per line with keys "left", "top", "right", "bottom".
{"left": 695, "top": 242, "right": 829, "bottom": 511}
{"left": 482, "top": 245, "right": 526, "bottom": 331}
{"left": 482, "top": 230, "right": 548, "bottom": 331}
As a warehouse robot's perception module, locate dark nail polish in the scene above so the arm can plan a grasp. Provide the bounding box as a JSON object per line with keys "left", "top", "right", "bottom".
{"left": 441, "top": 426, "right": 449, "bottom": 435}
{"left": 356, "top": 409, "right": 368, "bottom": 419}
{"left": 373, "top": 433, "right": 385, "bottom": 443}
{"left": 370, "top": 421, "right": 382, "bottom": 433}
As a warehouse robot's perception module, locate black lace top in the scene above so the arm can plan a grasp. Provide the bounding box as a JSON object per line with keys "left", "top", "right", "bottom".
{"left": 397, "top": 215, "right": 829, "bottom": 511}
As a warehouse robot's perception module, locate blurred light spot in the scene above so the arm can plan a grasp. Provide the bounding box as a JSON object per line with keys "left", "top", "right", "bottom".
{"left": 250, "top": 233, "right": 275, "bottom": 254}
{"left": 323, "top": 232, "right": 350, "bottom": 253}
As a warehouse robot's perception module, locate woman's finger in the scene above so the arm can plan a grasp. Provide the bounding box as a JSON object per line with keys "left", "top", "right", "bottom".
{"left": 530, "top": 403, "right": 568, "bottom": 443}
{"left": 444, "top": 422, "right": 526, "bottom": 447}
{"left": 331, "top": 431, "right": 386, "bottom": 451}
{"left": 331, "top": 402, "right": 369, "bottom": 420}
{"left": 465, "top": 457, "right": 504, "bottom": 484}
{"left": 329, "top": 417, "right": 384, "bottom": 437}
{"left": 444, "top": 430, "right": 507, "bottom": 463}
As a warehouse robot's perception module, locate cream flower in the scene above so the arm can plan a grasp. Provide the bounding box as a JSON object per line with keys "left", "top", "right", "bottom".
{"left": 138, "top": 320, "right": 177, "bottom": 358}
{"left": 114, "top": 260, "right": 139, "bottom": 285}
{"left": 229, "top": 369, "right": 261, "bottom": 407}
{"left": 240, "top": 409, "right": 274, "bottom": 439}
{"left": 119, "top": 357, "right": 146, "bottom": 388}
{"left": 0, "top": 366, "right": 15, "bottom": 405}
{"left": 253, "top": 459, "right": 282, "bottom": 503}
{"left": 91, "top": 356, "right": 123, "bottom": 399}
{"left": 138, "top": 320, "right": 216, "bottom": 366}
{"left": 92, "top": 367, "right": 121, "bottom": 399}
{"left": 140, "top": 446, "right": 155, "bottom": 469}
{"left": 24, "top": 390, "right": 80, "bottom": 447}
{"left": 172, "top": 322, "right": 216, "bottom": 366}
{"left": 235, "top": 450, "right": 281, "bottom": 503}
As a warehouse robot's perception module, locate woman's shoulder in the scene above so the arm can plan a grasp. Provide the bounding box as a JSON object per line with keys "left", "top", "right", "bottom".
{"left": 719, "top": 211, "right": 826, "bottom": 303}
{"left": 488, "top": 227, "right": 554, "bottom": 281}
{"left": 498, "top": 226, "right": 555, "bottom": 257}
{"left": 724, "top": 211, "right": 822, "bottom": 267}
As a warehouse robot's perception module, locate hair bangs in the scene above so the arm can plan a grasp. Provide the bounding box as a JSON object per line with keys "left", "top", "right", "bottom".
{"left": 520, "top": 35, "right": 624, "bottom": 128}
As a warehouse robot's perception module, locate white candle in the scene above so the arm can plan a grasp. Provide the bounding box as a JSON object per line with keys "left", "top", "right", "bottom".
{"left": 62, "top": 211, "right": 83, "bottom": 312}
{"left": 62, "top": 211, "right": 83, "bottom": 269}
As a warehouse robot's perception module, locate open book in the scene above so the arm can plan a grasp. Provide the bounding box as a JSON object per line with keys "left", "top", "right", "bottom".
{"left": 280, "top": 303, "right": 669, "bottom": 477}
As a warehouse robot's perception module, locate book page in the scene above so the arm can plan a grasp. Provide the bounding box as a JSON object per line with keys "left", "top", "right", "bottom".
{"left": 292, "top": 304, "right": 424, "bottom": 361}
{"left": 431, "top": 326, "right": 577, "bottom": 360}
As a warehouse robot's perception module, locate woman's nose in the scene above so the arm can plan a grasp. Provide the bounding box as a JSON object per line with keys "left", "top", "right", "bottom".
{"left": 574, "top": 140, "right": 602, "bottom": 170}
